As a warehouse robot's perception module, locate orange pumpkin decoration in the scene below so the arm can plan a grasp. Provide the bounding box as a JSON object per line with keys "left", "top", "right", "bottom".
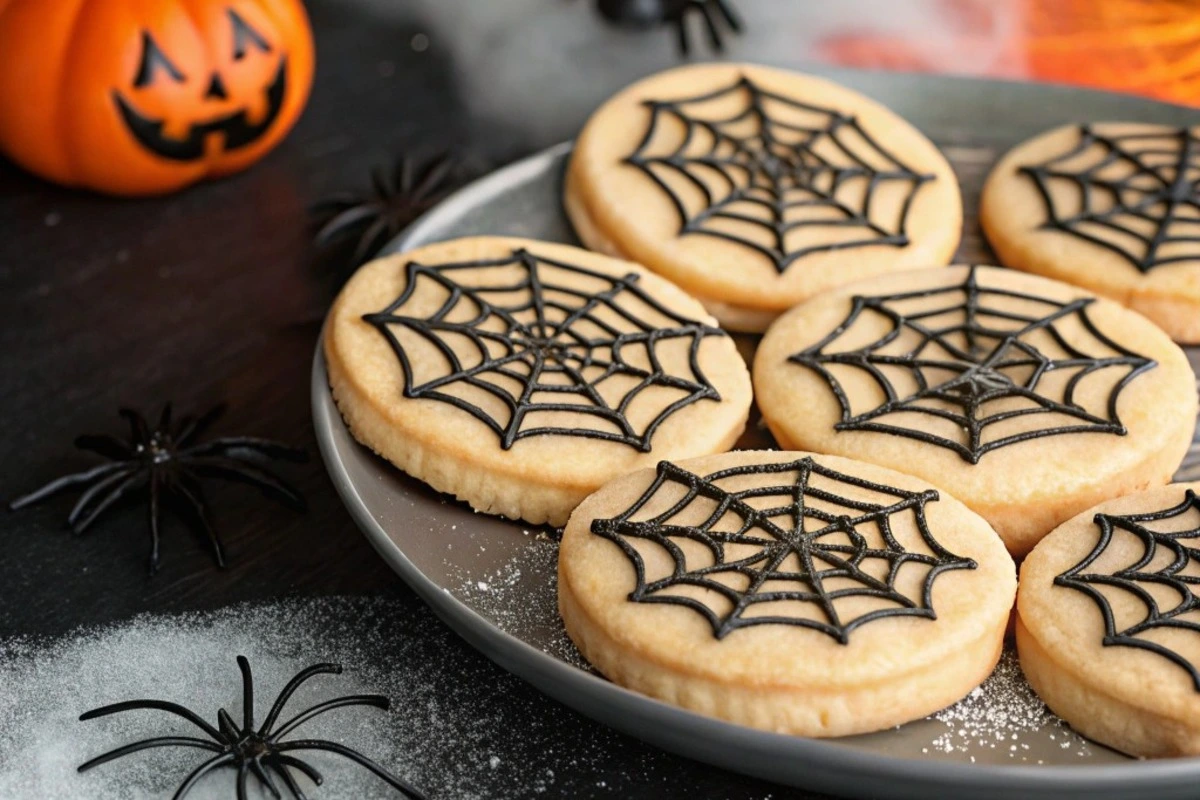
{"left": 0, "top": 0, "right": 314, "bottom": 196}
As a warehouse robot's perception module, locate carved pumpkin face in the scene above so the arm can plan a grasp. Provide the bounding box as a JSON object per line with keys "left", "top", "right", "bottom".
{"left": 0, "top": 0, "right": 314, "bottom": 196}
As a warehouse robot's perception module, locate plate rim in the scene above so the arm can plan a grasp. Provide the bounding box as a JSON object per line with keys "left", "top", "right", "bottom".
{"left": 313, "top": 140, "right": 1200, "bottom": 799}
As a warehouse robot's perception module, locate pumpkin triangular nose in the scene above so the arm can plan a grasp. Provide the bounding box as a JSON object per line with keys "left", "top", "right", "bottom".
{"left": 205, "top": 73, "right": 229, "bottom": 100}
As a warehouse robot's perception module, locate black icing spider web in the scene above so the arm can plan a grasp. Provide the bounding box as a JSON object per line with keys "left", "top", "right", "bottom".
{"left": 590, "top": 457, "right": 976, "bottom": 642}
{"left": 363, "top": 248, "right": 726, "bottom": 452}
{"left": 626, "top": 74, "right": 935, "bottom": 273}
{"left": 1022, "top": 124, "right": 1200, "bottom": 273}
{"left": 1056, "top": 490, "right": 1200, "bottom": 692}
{"left": 791, "top": 267, "right": 1157, "bottom": 464}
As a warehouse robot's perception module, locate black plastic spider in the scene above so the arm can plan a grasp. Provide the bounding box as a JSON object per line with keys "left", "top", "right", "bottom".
{"left": 312, "top": 153, "right": 461, "bottom": 273}
{"left": 595, "top": 0, "right": 742, "bottom": 54}
{"left": 8, "top": 404, "right": 306, "bottom": 573}
{"left": 78, "top": 655, "right": 426, "bottom": 800}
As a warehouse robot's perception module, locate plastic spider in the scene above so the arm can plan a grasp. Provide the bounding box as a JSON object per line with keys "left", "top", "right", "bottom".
{"left": 8, "top": 404, "right": 306, "bottom": 573}
{"left": 312, "top": 153, "right": 461, "bottom": 273}
{"left": 595, "top": 0, "right": 742, "bottom": 54}
{"left": 78, "top": 656, "right": 426, "bottom": 800}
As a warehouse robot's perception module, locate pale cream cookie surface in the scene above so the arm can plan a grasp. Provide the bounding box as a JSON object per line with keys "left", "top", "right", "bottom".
{"left": 324, "top": 236, "right": 752, "bottom": 526}
{"left": 981, "top": 123, "right": 1200, "bottom": 343}
{"left": 559, "top": 449, "right": 1016, "bottom": 737}
{"left": 1018, "top": 483, "right": 1200, "bottom": 757}
{"left": 566, "top": 62, "right": 962, "bottom": 332}
{"left": 753, "top": 265, "right": 1197, "bottom": 557}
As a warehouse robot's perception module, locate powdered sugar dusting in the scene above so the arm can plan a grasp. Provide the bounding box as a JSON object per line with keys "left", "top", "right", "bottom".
{"left": 452, "top": 532, "right": 592, "bottom": 670}
{"left": 452, "top": 543, "right": 1109, "bottom": 766}
{"left": 924, "top": 651, "right": 1091, "bottom": 762}
{"left": 0, "top": 597, "right": 775, "bottom": 799}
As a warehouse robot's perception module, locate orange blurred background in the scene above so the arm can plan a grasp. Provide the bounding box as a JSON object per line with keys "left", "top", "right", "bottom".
{"left": 814, "top": 0, "right": 1200, "bottom": 107}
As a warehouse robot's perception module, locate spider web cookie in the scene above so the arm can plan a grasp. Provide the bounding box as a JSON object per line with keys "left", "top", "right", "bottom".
{"left": 1056, "top": 489, "right": 1200, "bottom": 691}
{"left": 362, "top": 247, "right": 727, "bottom": 452}
{"left": 625, "top": 74, "right": 935, "bottom": 273}
{"left": 791, "top": 267, "right": 1158, "bottom": 464}
{"left": 590, "top": 456, "right": 976, "bottom": 643}
{"left": 1021, "top": 124, "right": 1200, "bottom": 273}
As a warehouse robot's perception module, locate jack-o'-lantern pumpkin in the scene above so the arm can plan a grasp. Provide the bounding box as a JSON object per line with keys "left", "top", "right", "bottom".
{"left": 0, "top": 0, "right": 314, "bottom": 196}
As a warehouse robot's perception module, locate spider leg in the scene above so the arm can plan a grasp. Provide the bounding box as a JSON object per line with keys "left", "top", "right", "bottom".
{"left": 273, "top": 754, "right": 324, "bottom": 786}
{"left": 183, "top": 437, "right": 308, "bottom": 463}
{"left": 148, "top": 471, "right": 161, "bottom": 573}
{"left": 74, "top": 434, "right": 133, "bottom": 460}
{"left": 169, "top": 475, "right": 226, "bottom": 568}
{"left": 274, "top": 740, "right": 425, "bottom": 800}
{"left": 353, "top": 215, "right": 393, "bottom": 266}
{"left": 313, "top": 205, "right": 379, "bottom": 247}
{"left": 237, "top": 655, "right": 255, "bottom": 731}
{"left": 218, "top": 708, "right": 240, "bottom": 741}
{"left": 69, "top": 470, "right": 145, "bottom": 534}
{"left": 8, "top": 462, "right": 127, "bottom": 510}
{"left": 713, "top": 0, "right": 742, "bottom": 32}
{"left": 674, "top": 10, "right": 691, "bottom": 54}
{"left": 371, "top": 165, "right": 394, "bottom": 200}
{"left": 175, "top": 405, "right": 226, "bottom": 448}
{"left": 183, "top": 457, "right": 306, "bottom": 512}
{"left": 410, "top": 154, "right": 454, "bottom": 203}
{"left": 269, "top": 758, "right": 310, "bottom": 800}
{"left": 173, "top": 752, "right": 236, "bottom": 800}
{"left": 66, "top": 466, "right": 138, "bottom": 525}
{"left": 695, "top": 1, "right": 726, "bottom": 51}
{"left": 396, "top": 156, "right": 414, "bottom": 194}
{"left": 270, "top": 695, "right": 390, "bottom": 741}
{"left": 77, "top": 736, "right": 222, "bottom": 773}
{"left": 237, "top": 760, "right": 251, "bottom": 800}
{"left": 80, "top": 699, "right": 224, "bottom": 741}
{"left": 249, "top": 757, "right": 283, "bottom": 800}
{"left": 119, "top": 408, "right": 151, "bottom": 444}
{"left": 258, "top": 663, "right": 343, "bottom": 737}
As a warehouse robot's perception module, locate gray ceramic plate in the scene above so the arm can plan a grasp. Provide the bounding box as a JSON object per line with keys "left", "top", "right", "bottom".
{"left": 314, "top": 68, "right": 1200, "bottom": 799}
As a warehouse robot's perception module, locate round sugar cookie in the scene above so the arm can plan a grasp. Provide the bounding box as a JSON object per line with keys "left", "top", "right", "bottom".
{"left": 754, "top": 265, "right": 1196, "bottom": 557}
{"left": 559, "top": 449, "right": 1016, "bottom": 737}
{"left": 324, "top": 236, "right": 752, "bottom": 525}
{"left": 1018, "top": 483, "right": 1200, "bottom": 757}
{"left": 981, "top": 123, "right": 1200, "bottom": 343}
{"left": 566, "top": 62, "right": 962, "bottom": 333}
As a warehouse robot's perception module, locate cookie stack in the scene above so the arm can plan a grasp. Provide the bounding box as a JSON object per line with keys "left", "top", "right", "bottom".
{"left": 325, "top": 63, "right": 1200, "bottom": 753}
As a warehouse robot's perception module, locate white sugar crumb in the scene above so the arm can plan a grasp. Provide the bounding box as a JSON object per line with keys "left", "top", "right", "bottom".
{"left": 454, "top": 537, "right": 591, "bottom": 669}
{"left": 927, "top": 651, "right": 1091, "bottom": 761}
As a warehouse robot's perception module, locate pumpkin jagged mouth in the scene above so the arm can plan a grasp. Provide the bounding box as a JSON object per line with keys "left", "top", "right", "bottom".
{"left": 112, "top": 58, "right": 288, "bottom": 162}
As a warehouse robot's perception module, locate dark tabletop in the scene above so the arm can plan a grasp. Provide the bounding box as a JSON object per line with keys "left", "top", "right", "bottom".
{"left": 0, "top": 2, "right": 838, "bottom": 798}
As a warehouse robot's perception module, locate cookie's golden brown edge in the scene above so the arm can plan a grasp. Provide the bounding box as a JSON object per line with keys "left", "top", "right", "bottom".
{"left": 559, "top": 450, "right": 1016, "bottom": 737}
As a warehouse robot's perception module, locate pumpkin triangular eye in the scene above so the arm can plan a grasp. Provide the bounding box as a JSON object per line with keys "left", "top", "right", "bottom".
{"left": 230, "top": 9, "right": 271, "bottom": 60}
{"left": 134, "top": 31, "right": 186, "bottom": 87}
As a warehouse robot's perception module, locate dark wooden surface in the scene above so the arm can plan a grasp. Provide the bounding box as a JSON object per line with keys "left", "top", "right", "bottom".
{"left": 2, "top": 2, "right": 1197, "bottom": 798}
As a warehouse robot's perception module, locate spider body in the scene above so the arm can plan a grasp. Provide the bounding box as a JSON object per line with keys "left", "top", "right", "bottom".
{"left": 9, "top": 404, "right": 307, "bottom": 573}
{"left": 312, "top": 153, "right": 460, "bottom": 273}
{"left": 595, "top": 0, "right": 742, "bottom": 54}
{"left": 78, "top": 656, "right": 425, "bottom": 800}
